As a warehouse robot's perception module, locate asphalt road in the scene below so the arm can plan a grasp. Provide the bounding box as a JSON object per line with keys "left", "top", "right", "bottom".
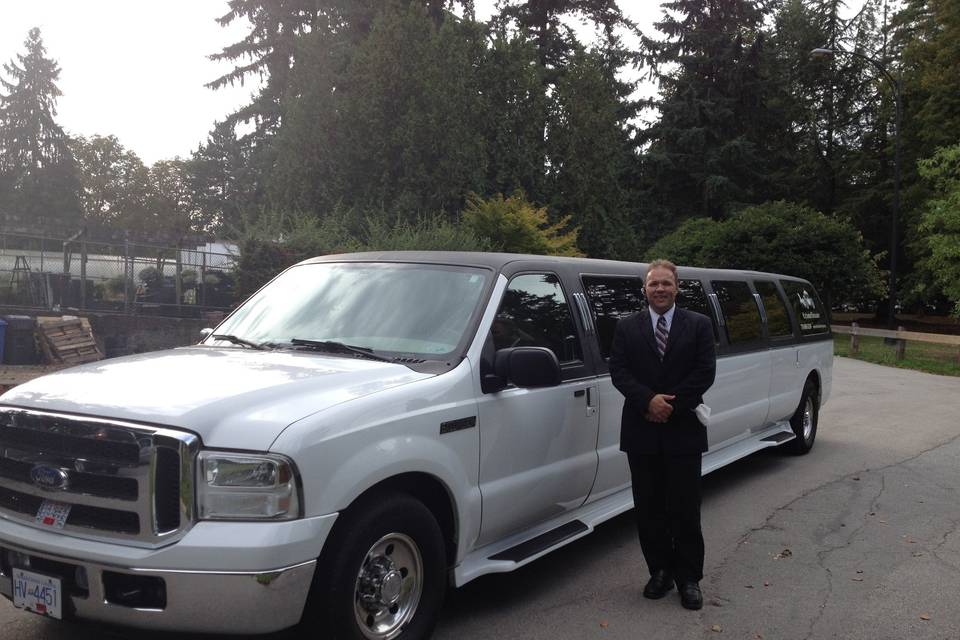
{"left": 3, "top": 356, "right": 959, "bottom": 639}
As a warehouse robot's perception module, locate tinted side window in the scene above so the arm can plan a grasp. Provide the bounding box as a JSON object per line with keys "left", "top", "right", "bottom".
{"left": 712, "top": 280, "right": 763, "bottom": 345}
{"left": 781, "top": 280, "right": 830, "bottom": 336}
{"left": 582, "top": 275, "right": 645, "bottom": 358}
{"left": 678, "top": 279, "right": 719, "bottom": 342}
{"left": 755, "top": 280, "right": 793, "bottom": 338}
{"left": 493, "top": 273, "right": 583, "bottom": 363}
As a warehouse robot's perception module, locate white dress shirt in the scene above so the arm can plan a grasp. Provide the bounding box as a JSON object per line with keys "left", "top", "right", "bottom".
{"left": 649, "top": 304, "right": 676, "bottom": 335}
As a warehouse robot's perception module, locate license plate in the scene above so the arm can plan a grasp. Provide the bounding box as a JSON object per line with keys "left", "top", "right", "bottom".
{"left": 12, "top": 568, "right": 63, "bottom": 619}
{"left": 35, "top": 500, "right": 71, "bottom": 529}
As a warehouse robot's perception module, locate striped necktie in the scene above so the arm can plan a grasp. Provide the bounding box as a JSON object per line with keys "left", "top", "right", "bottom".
{"left": 656, "top": 314, "right": 669, "bottom": 359}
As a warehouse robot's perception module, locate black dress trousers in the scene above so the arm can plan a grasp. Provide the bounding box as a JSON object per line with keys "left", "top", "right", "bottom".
{"left": 627, "top": 451, "right": 704, "bottom": 583}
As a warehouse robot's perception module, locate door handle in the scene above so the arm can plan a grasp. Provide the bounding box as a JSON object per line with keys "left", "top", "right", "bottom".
{"left": 586, "top": 387, "right": 595, "bottom": 407}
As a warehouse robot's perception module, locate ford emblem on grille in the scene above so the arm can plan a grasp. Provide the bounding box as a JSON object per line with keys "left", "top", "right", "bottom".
{"left": 30, "top": 465, "right": 70, "bottom": 491}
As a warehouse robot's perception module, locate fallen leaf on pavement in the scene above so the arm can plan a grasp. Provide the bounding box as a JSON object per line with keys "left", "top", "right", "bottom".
{"left": 851, "top": 577, "right": 864, "bottom": 582}
{"left": 920, "top": 613, "right": 931, "bottom": 621}
{"left": 774, "top": 548, "right": 792, "bottom": 560}
{"left": 711, "top": 624, "right": 722, "bottom": 632}
{"left": 763, "top": 581, "right": 770, "bottom": 587}
{"left": 600, "top": 621, "right": 609, "bottom": 628}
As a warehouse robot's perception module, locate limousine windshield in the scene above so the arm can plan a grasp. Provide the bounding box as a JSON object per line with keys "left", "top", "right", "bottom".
{"left": 210, "top": 262, "right": 491, "bottom": 357}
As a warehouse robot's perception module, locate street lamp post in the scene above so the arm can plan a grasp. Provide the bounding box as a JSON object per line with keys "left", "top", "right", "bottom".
{"left": 810, "top": 46, "right": 902, "bottom": 329}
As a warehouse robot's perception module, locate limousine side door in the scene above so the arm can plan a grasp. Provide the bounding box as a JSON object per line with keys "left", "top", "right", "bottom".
{"left": 475, "top": 271, "right": 599, "bottom": 546}
{"left": 754, "top": 280, "right": 803, "bottom": 425}
{"left": 705, "top": 280, "right": 772, "bottom": 447}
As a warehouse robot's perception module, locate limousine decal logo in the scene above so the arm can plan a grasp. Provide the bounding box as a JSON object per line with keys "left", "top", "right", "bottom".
{"left": 30, "top": 465, "right": 70, "bottom": 491}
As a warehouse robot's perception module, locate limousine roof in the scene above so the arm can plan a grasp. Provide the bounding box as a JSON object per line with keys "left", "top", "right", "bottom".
{"left": 302, "top": 251, "right": 811, "bottom": 283}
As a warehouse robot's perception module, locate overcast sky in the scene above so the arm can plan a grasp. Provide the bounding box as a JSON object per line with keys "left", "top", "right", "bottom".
{"left": 0, "top": 1, "right": 662, "bottom": 165}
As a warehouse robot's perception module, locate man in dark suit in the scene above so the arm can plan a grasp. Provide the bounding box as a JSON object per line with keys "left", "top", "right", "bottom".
{"left": 608, "top": 259, "right": 717, "bottom": 610}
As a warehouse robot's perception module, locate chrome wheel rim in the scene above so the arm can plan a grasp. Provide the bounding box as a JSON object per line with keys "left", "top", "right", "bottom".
{"left": 354, "top": 532, "right": 423, "bottom": 640}
{"left": 802, "top": 397, "right": 815, "bottom": 442}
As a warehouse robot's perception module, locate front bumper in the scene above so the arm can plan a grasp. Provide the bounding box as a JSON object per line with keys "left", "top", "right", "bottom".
{"left": 0, "top": 513, "right": 339, "bottom": 634}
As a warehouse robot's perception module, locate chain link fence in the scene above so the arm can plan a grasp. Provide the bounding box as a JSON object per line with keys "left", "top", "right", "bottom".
{"left": 0, "top": 231, "right": 239, "bottom": 317}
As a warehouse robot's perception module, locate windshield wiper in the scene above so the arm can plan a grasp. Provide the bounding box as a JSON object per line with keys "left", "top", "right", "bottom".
{"left": 288, "top": 338, "right": 394, "bottom": 363}
{"left": 210, "top": 334, "right": 269, "bottom": 350}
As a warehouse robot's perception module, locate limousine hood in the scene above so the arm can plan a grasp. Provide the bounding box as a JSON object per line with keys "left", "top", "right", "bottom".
{"left": 0, "top": 347, "right": 434, "bottom": 450}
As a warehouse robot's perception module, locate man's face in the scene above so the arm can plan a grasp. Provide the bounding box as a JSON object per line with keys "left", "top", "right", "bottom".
{"left": 645, "top": 266, "right": 678, "bottom": 315}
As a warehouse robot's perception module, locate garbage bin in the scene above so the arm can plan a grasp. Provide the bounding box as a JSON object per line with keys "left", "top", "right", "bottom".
{"left": 0, "top": 318, "right": 6, "bottom": 364}
{"left": 2, "top": 315, "right": 38, "bottom": 365}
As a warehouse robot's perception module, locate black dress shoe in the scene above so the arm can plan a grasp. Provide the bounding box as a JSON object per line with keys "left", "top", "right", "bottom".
{"left": 677, "top": 581, "right": 703, "bottom": 610}
{"left": 643, "top": 570, "right": 674, "bottom": 599}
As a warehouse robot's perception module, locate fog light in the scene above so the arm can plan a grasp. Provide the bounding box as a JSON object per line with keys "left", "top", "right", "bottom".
{"left": 7, "top": 550, "right": 31, "bottom": 569}
{"left": 75, "top": 566, "right": 89, "bottom": 591}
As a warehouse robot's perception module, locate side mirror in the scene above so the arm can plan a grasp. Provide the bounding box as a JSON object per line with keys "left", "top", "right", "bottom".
{"left": 493, "top": 347, "right": 561, "bottom": 388}
{"left": 199, "top": 327, "right": 213, "bottom": 341}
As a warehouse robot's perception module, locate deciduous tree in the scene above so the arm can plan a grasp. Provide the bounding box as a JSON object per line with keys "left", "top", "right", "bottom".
{"left": 645, "top": 201, "right": 884, "bottom": 309}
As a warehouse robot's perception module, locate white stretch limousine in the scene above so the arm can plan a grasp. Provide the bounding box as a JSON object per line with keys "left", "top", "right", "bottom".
{"left": 0, "top": 252, "right": 832, "bottom": 639}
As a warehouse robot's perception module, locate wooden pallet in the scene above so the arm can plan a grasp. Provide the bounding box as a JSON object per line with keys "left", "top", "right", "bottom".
{"left": 36, "top": 317, "right": 103, "bottom": 365}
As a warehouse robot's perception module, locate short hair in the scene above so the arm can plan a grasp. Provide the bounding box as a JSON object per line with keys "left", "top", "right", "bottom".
{"left": 645, "top": 259, "right": 678, "bottom": 283}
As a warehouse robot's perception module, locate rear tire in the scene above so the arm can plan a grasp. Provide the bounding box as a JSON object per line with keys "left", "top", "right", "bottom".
{"left": 302, "top": 492, "right": 447, "bottom": 640}
{"left": 787, "top": 379, "right": 818, "bottom": 455}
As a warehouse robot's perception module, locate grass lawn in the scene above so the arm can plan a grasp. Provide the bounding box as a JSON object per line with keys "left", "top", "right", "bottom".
{"left": 834, "top": 334, "right": 960, "bottom": 377}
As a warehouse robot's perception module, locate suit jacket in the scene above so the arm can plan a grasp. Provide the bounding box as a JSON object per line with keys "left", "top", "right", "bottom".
{"left": 608, "top": 307, "right": 717, "bottom": 455}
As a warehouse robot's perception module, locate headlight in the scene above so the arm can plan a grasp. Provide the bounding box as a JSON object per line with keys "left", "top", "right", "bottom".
{"left": 196, "top": 451, "right": 301, "bottom": 520}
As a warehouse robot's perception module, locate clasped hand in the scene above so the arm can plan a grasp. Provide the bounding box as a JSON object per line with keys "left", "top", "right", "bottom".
{"left": 645, "top": 393, "right": 675, "bottom": 423}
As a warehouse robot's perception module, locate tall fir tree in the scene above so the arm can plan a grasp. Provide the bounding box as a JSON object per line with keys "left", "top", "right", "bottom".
{"left": 640, "top": 0, "right": 775, "bottom": 223}
{"left": 0, "top": 27, "right": 81, "bottom": 231}
{"left": 493, "top": 0, "right": 637, "bottom": 74}
{"left": 892, "top": 0, "right": 960, "bottom": 307}
{"left": 268, "top": 3, "right": 488, "bottom": 218}
{"left": 478, "top": 34, "right": 550, "bottom": 203}
{"left": 188, "top": 121, "right": 260, "bottom": 233}
{"left": 546, "top": 47, "right": 642, "bottom": 259}
{"left": 492, "top": 0, "right": 644, "bottom": 256}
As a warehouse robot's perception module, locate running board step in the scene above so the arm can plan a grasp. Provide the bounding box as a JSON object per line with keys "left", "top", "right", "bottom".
{"left": 489, "top": 520, "right": 589, "bottom": 562}
{"left": 761, "top": 431, "right": 796, "bottom": 444}
{"left": 701, "top": 422, "right": 796, "bottom": 475}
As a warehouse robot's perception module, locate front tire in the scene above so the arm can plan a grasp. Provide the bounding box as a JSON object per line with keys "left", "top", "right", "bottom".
{"left": 304, "top": 492, "right": 447, "bottom": 640}
{"left": 787, "top": 379, "right": 819, "bottom": 455}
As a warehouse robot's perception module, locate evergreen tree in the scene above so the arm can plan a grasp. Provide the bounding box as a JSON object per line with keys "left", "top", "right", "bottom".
{"left": 640, "top": 0, "right": 774, "bottom": 222}
{"left": 894, "top": 0, "right": 960, "bottom": 153}
{"left": 493, "top": 0, "right": 637, "bottom": 75}
{"left": 187, "top": 121, "right": 259, "bottom": 233}
{"left": 208, "top": 0, "right": 474, "bottom": 141}
{"left": 0, "top": 27, "right": 81, "bottom": 231}
{"left": 479, "top": 34, "right": 549, "bottom": 203}
{"left": 270, "top": 4, "right": 488, "bottom": 218}
{"left": 546, "top": 47, "right": 641, "bottom": 259}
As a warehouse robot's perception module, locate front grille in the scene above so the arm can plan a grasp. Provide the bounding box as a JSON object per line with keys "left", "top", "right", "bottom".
{"left": 0, "top": 407, "right": 198, "bottom": 547}
{"left": 0, "top": 458, "right": 138, "bottom": 500}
